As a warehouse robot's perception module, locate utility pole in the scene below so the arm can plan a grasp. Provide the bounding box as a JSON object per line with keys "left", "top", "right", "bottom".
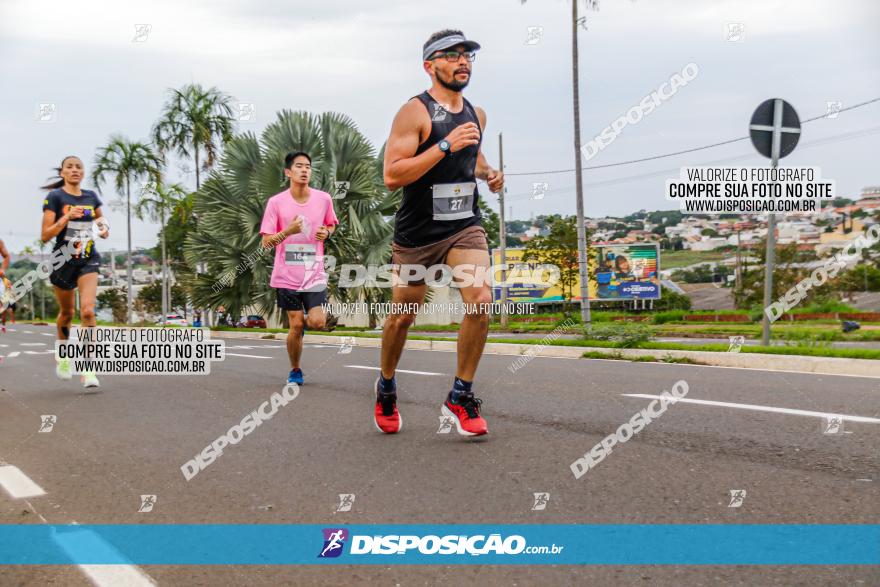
{"left": 572, "top": 0, "right": 591, "bottom": 329}
{"left": 735, "top": 229, "right": 742, "bottom": 292}
{"left": 498, "top": 132, "right": 509, "bottom": 329}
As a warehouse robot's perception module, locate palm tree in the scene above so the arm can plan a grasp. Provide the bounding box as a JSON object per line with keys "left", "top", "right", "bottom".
{"left": 92, "top": 136, "right": 162, "bottom": 324}
{"left": 184, "top": 110, "right": 399, "bottom": 326}
{"left": 152, "top": 84, "right": 235, "bottom": 190}
{"left": 135, "top": 182, "right": 188, "bottom": 325}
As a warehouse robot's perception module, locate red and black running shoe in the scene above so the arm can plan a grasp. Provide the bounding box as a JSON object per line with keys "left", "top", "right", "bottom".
{"left": 442, "top": 391, "right": 488, "bottom": 436}
{"left": 374, "top": 378, "right": 402, "bottom": 434}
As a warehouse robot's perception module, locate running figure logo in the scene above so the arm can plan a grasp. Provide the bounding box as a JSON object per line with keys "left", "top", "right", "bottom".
{"left": 36, "top": 103, "right": 57, "bottom": 123}
{"left": 437, "top": 415, "right": 454, "bottom": 434}
{"left": 318, "top": 528, "right": 348, "bottom": 558}
{"left": 138, "top": 495, "right": 157, "bottom": 513}
{"left": 237, "top": 103, "right": 256, "bottom": 122}
{"left": 823, "top": 416, "right": 844, "bottom": 435}
{"left": 524, "top": 26, "right": 543, "bottom": 45}
{"left": 531, "top": 492, "right": 550, "bottom": 511}
{"left": 333, "top": 181, "right": 350, "bottom": 200}
{"left": 825, "top": 101, "right": 843, "bottom": 119}
{"left": 727, "top": 336, "right": 745, "bottom": 353}
{"left": 726, "top": 23, "right": 745, "bottom": 42}
{"left": 38, "top": 415, "right": 57, "bottom": 433}
{"left": 140, "top": 180, "right": 157, "bottom": 197}
{"left": 336, "top": 494, "right": 355, "bottom": 512}
{"left": 728, "top": 489, "right": 746, "bottom": 508}
{"left": 431, "top": 103, "right": 449, "bottom": 122}
{"left": 132, "top": 24, "right": 152, "bottom": 43}
{"left": 337, "top": 337, "right": 354, "bottom": 355}
{"left": 531, "top": 182, "right": 549, "bottom": 201}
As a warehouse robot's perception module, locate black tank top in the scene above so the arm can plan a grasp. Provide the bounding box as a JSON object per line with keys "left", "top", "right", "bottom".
{"left": 393, "top": 91, "right": 483, "bottom": 247}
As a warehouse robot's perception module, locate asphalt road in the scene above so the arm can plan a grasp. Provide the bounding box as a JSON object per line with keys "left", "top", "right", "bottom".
{"left": 1, "top": 323, "right": 878, "bottom": 586}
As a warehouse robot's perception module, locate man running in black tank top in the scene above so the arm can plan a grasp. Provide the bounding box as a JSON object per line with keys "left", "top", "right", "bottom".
{"left": 376, "top": 29, "right": 504, "bottom": 436}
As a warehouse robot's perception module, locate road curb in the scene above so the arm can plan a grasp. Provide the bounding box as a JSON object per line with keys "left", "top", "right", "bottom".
{"left": 211, "top": 331, "right": 880, "bottom": 378}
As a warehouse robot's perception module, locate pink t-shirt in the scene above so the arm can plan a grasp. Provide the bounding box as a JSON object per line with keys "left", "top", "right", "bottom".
{"left": 260, "top": 188, "right": 339, "bottom": 291}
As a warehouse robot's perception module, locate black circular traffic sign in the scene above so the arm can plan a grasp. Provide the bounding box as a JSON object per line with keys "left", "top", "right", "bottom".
{"left": 749, "top": 99, "right": 801, "bottom": 159}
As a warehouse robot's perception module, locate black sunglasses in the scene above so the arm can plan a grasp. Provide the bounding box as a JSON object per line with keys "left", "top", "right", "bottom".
{"left": 428, "top": 50, "right": 476, "bottom": 63}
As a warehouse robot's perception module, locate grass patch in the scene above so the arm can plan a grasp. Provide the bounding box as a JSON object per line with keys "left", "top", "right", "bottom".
{"left": 470, "top": 336, "right": 880, "bottom": 360}
{"left": 661, "top": 250, "right": 727, "bottom": 269}
{"left": 209, "top": 326, "right": 880, "bottom": 360}
{"left": 580, "top": 350, "right": 702, "bottom": 365}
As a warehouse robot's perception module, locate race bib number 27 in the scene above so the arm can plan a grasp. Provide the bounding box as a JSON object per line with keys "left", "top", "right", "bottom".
{"left": 432, "top": 182, "right": 476, "bottom": 221}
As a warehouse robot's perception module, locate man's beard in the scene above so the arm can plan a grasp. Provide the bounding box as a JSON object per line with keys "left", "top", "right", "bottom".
{"left": 438, "top": 69, "right": 470, "bottom": 91}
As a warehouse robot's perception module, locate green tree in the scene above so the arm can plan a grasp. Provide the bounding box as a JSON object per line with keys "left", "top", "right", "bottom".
{"left": 97, "top": 287, "right": 128, "bottom": 324}
{"left": 136, "top": 182, "right": 189, "bottom": 324}
{"left": 136, "top": 281, "right": 188, "bottom": 316}
{"left": 521, "top": 215, "right": 586, "bottom": 315}
{"left": 479, "top": 197, "right": 500, "bottom": 250}
{"left": 152, "top": 192, "right": 196, "bottom": 267}
{"left": 734, "top": 239, "right": 834, "bottom": 310}
{"left": 152, "top": 84, "right": 234, "bottom": 190}
{"left": 184, "top": 110, "right": 400, "bottom": 327}
{"left": 92, "top": 136, "right": 162, "bottom": 324}
{"left": 837, "top": 264, "right": 880, "bottom": 293}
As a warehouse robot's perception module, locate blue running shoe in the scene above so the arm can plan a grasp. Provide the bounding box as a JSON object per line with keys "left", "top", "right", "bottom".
{"left": 288, "top": 368, "right": 304, "bottom": 385}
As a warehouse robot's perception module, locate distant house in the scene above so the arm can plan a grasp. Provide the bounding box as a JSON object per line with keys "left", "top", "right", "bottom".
{"left": 858, "top": 186, "right": 880, "bottom": 209}
{"left": 777, "top": 221, "right": 821, "bottom": 244}
{"left": 686, "top": 236, "right": 729, "bottom": 251}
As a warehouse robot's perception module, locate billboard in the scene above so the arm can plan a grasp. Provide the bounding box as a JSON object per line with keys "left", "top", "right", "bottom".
{"left": 591, "top": 244, "right": 661, "bottom": 300}
{"left": 491, "top": 244, "right": 660, "bottom": 303}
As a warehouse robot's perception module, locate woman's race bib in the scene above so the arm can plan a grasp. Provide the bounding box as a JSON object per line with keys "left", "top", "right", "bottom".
{"left": 65, "top": 220, "right": 94, "bottom": 260}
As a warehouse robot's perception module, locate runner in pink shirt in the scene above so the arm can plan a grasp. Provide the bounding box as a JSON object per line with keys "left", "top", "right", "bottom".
{"left": 260, "top": 151, "right": 339, "bottom": 386}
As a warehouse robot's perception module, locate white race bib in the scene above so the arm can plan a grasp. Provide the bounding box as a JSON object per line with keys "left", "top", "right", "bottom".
{"left": 284, "top": 243, "right": 317, "bottom": 266}
{"left": 432, "top": 182, "right": 476, "bottom": 221}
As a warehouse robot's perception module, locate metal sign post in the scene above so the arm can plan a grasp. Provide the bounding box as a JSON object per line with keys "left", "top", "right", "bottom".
{"left": 748, "top": 98, "right": 801, "bottom": 346}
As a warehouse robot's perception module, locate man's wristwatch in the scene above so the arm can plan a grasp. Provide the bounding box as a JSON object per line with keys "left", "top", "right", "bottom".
{"left": 438, "top": 139, "right": 451, "bottom": 157}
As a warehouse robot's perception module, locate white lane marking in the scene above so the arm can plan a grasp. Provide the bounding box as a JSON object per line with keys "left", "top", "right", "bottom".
{"left": 0, "top": 465, "right": 47, "bottom": 498}
{"left": 79, "top": 565, "right": 157, "bottom": 587}
{"left": 7, "top": 351, "right": 21, "bottom": 358}
{"left": 21, "top": 343, "right": 47, "bottom": 346}
{"left": 40, "top": 332, "right": 54, "bottom": 337}
{"left": 25, "top": 350, "right": 56, "bottom": 355}
{"left": 225, "top": 345, "right": 285, "bottom": 350}
{"left": 621, "top": 394, "right": 880, "bottom": 424}
{"left": 345, "top": 365, "right": 444, "bottom": 376}
{"left": 0, "top": 344, "right": 7, "bottom": 347}
{"left": 23, "top": 331, "right": 34, "bottom": 334}
{"left": 225, "top": 353, "right": 272, "bottom": 359}
{"left": 53, "top": 526, "right": 157, "bottom": 586}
